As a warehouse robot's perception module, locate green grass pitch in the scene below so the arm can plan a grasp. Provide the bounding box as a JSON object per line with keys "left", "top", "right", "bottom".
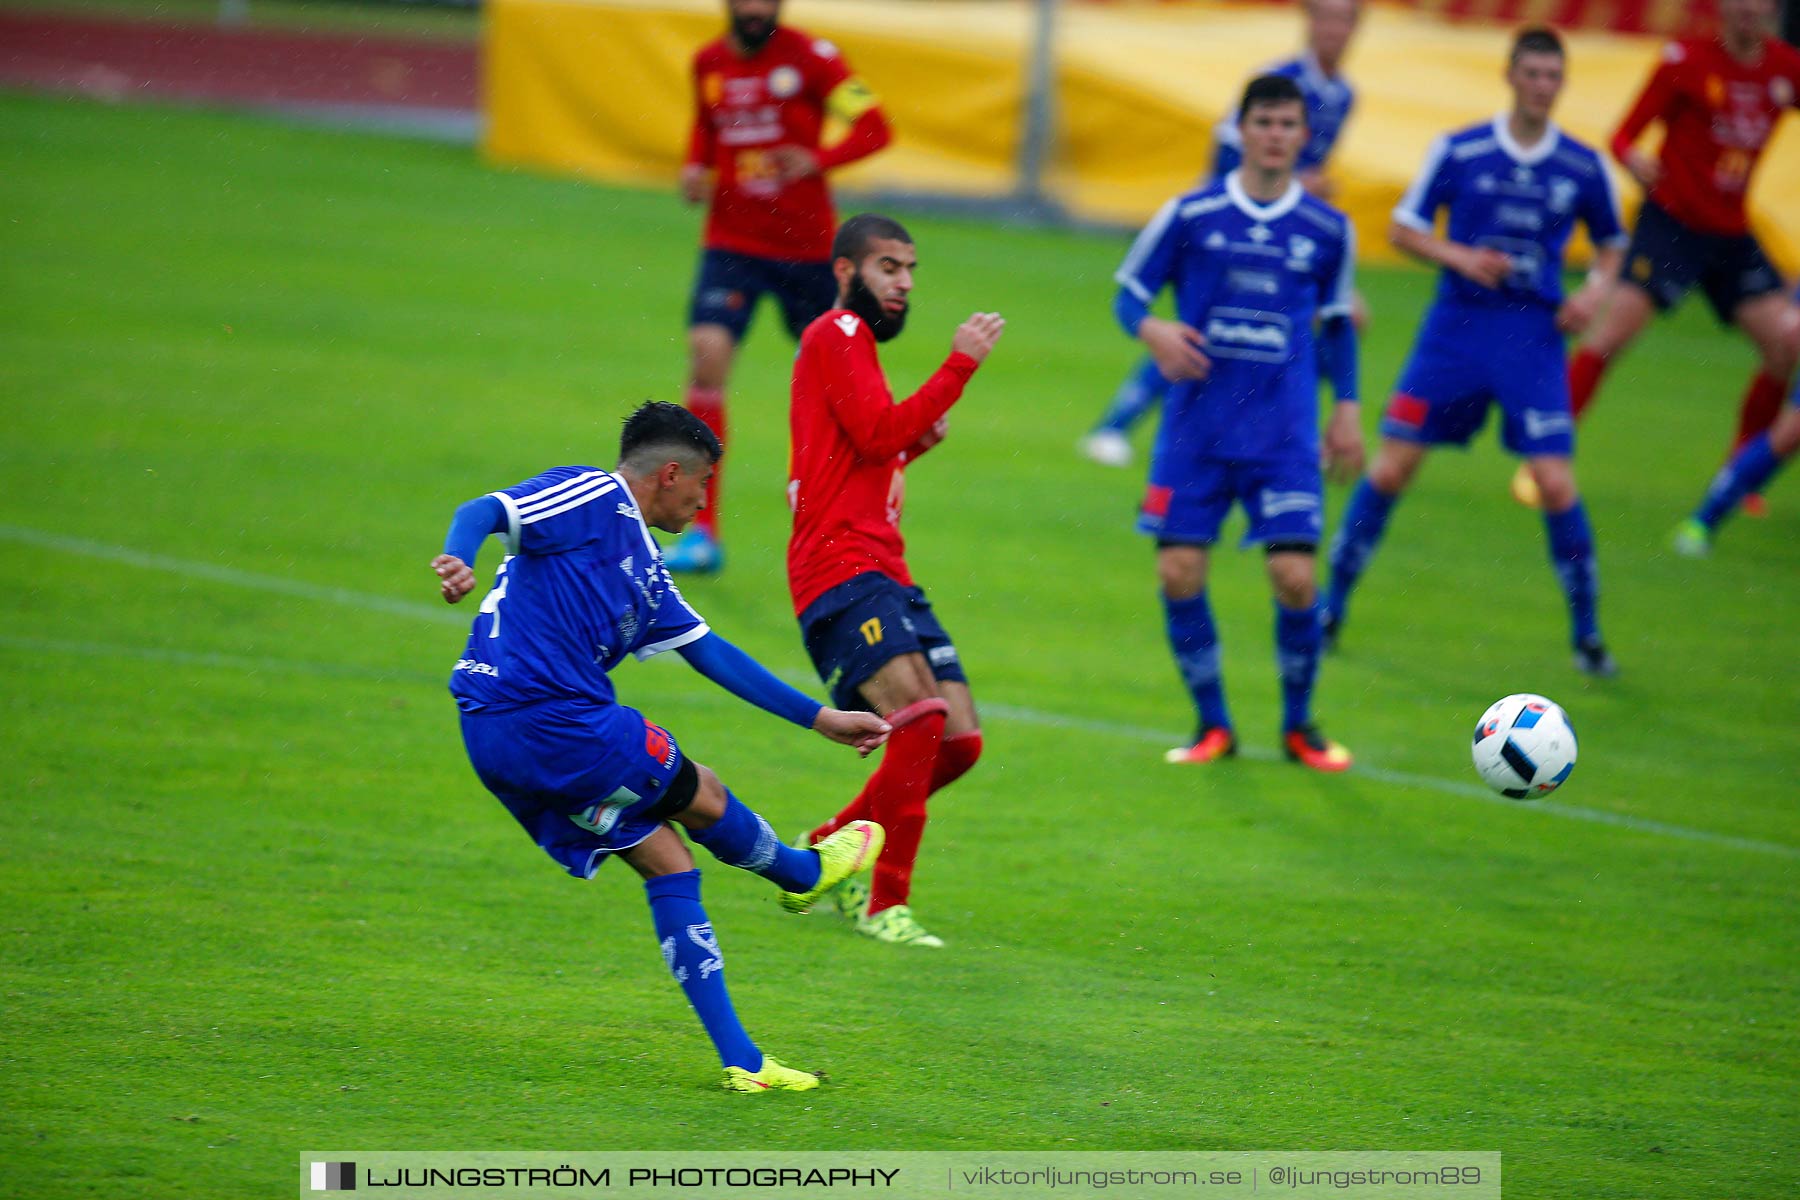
{"left": 1, "top": 91, "right": 1795, "bottom": 1197}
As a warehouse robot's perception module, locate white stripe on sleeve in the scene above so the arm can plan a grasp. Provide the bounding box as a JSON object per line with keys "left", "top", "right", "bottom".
{"left": 1113, "top": 196, "right": 1182, "bottom": 303}
{"left": 1392, "top": 134, "right": 1451, "bottom": 232}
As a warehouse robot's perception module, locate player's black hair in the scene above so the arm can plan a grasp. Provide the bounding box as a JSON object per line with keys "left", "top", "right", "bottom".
{"left": 1510, "top": 26, "right": 1565, "bottom": 63}
{"left": 832, "top": 212, "right": 913, "bottom": 265}
{"left": 1237, "top": 74, "right": 1307, "bottom": 122}
{"left": 618, "top": 401, "right": 721, "bottom": 470}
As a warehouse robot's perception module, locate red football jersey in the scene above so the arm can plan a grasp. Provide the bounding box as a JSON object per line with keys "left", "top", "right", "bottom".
{"left": 1612, "top": 35, "right": 1800, "bottom": 236}
{"left": 687, "top": 26, "right": 887, "bottom": 262}
{"left": 786, "top": 309, "right": 980, "bottom": 616}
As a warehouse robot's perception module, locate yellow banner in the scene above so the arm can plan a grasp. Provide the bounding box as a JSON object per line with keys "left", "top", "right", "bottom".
{"left": 484, "top": 0, "right": 1799, "bottom": 271}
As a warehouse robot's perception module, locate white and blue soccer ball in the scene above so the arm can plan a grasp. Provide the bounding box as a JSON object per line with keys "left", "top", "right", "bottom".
{"left": 1471, "top": 694, "right": 1577, "bottom": 799}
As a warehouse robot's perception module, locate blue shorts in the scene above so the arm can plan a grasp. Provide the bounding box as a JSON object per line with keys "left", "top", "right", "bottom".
{"left": 1137, "top": 457, "right": 1323, "bottom": 548}
{"left": 798, "top": 572, "right": 967, "bottom": 712}
{"left": 1625, "top": 198, "right": 1782, "bottom": 322}
{"left": 1381, "top": 303, "right": 1573, "bottom": 458}
{"left": 460, "top": 700, "right": 687, "bottom": 879}
{"left": 688, "top": 248, "right": 836, "bottom": 342}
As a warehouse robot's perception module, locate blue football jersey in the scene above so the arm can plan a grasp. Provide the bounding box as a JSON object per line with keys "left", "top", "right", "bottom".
{"left": 1116, "top": 171, "right": 1356, "bottom": 462}
{"left": 449, "top": 467, "right": 709, "bottom": 713}
{"left": 1212, "top": 52, "right": 1355, "bottom": 180}
{"left": 1394, "top": 117, "right": 1625, "bottom": 311}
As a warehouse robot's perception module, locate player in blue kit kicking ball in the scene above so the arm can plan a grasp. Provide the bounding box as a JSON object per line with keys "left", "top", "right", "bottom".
{"left": 430, "top": 401, "right": 890, "bottom": 1093}
{"left": 1116, "top": 74, "right": 1365, "bottom": 770}
{"left": 1321, "top": 28, "right": 1625, "bottom": 677}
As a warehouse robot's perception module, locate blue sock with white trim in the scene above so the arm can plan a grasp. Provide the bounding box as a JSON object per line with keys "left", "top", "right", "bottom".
{"left": 1164, "top": 590, "right": 1231, "bottom": 732}
{"left": 1544, "top": 500, "right": 1599, "bottom": 647}
{"left": 1275, "top": 601, "right": 1323, "bottom": 732}
{"left": 1325, "top": 479, "right": 1398, "bottom": 627}
{"left": 644, "top": 870, "right": 759, "bottom": 1070}
{"left": 688, "top": 793, "right": 820, "bottom": 893}
{"left": 1697, "top": 433, "right": 1787, "bottom": 530}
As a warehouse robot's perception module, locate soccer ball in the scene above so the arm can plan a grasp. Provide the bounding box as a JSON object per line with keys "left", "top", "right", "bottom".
{"left": 1471, "top": 694, "right": 1577, "bottom": 799}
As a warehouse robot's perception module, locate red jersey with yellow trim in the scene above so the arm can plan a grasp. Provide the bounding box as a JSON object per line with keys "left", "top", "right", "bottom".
{"left": 1612, "top": 35, "right": 1800, "bottom": 236}
{"left": 786, "top": 309, "right": 980, "bottom": 615}
{"left": 688, "top": 26, "right": 887, "bottom": 262}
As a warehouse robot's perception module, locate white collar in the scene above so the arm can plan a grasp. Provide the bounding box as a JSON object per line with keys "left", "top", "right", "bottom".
{"left": 1299, "top": 49, "right": 1340, "bottom": 93}
{"left": 1226, "top": 170, "right": 1305, "bottom": 223}
{"left": 1491, "top": 115, "right": 1561, "bottom": 166}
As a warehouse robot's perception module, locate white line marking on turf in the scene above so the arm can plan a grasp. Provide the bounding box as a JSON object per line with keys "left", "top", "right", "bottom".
{"left": 0, "top": 523, "right": 464, "bottom": 625}
{"left": 6, "top": 523, "right": 1797, "bottom": 862}
{"left": 979, "top": 702, "right": 1800, "bottom": 861}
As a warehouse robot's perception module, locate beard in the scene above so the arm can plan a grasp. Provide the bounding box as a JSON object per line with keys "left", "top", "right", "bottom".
{"left": 730, "top": 13, "right": 776, "bottom": 52}
{"left": 844, "top": 272, "right": 907, "bottom": 343}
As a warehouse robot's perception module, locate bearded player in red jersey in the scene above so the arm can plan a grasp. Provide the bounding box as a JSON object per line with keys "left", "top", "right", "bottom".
{"left": 671, "top": 0, "right": 892, "bottom": 573}
{"left": 1513, "top": 0, "right": 1800, "bottom": 511}
{"left": 785, "top": 214, "right": 1005, "bottom": 949}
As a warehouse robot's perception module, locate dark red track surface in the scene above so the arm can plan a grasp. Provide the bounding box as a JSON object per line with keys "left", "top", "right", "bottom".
{"left": 0, "top": 9, "right": 477, "bottom": 110}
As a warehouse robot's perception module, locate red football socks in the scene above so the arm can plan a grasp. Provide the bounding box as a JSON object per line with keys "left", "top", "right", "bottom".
{"left": 929, "top": 730, "right": 983, "bottom": 793}
{"left": 685, "top": 386, "right": 725, "bottom": 536}
{"left": 863, "top": 699, "right": 946, "bottom": 915}
{"left": 1568, "top": 347, "right": 1609, "bottom": 421}
{"left": 1731, "top": 370, "right": 1789, "bottom": 453}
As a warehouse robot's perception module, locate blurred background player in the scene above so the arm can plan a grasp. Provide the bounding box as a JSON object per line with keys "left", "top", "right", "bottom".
{"left": 431, "top": 402, "right": 890, "bottom": 1092}
{"left": 1080, "top": 0, "right": 1362, "bottom": 469}
{"left": 786, "top": 214, "right": 1005, "bottom": 949}
{"left": 671, "top": 0, "right": 892, "bottom": 572}
{"left": 1513, "top": 0, "right": 1800, "bottom": 514}
{"left": 1119, "top": 76, "right": 1363, "bottom": 771}
{"left": 1674, "top": 283, "right": 1800, "bottom": 554}
{"left": 1324, "top": 28, "right": 1625, "bottom": 677}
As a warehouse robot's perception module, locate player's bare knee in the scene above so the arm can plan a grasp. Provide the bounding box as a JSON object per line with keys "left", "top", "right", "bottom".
{"left": 1531, "top": 460, "right": 1578, "bottom": 512}
{"left": 1771, "top": 411, "right": 1800, "bottom": 457}
{"left": 687, "top": 326, "right": 736, "bottom": 388}
{"left": 1266, "top": 550, "right": 1317, "bottom": 608}
{"left": 669, "top": 760, "right": 726, "bottom": 829}
{"left": 1156, "top": 546, "right": 1208, "bottom": 599}
{"left": 1368, "top": 442, "right": 1421, "bottom": 495}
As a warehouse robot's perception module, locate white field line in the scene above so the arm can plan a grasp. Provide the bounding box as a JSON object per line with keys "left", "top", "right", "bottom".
{"left": 4, "top": 523, "right": 1796, "bottom": 862}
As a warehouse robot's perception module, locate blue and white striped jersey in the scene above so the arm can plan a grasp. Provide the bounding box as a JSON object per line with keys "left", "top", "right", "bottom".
{"left": 1116, "top": 172, "right": 1356, "bottom": 462}
{"left": 449, "top": 467, "right": 708, "bottom": 713}
{"left": 1394, "top": 117, "right": 1625, "bottom": 312}
{"left": 1212, "top": 52, "right": 1355, "bottom": 180}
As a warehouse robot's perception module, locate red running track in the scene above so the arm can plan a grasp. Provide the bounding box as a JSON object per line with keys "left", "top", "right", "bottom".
{"left": 0, "top": 9, "right": 477, "bottom": 111}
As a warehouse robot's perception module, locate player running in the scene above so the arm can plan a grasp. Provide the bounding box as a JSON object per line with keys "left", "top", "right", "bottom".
{"left": 671, "top": 0, "right": 892, "bottom": 572}
{"left": 1512, "top": 0, "right": 1800, "bottom": 512}
{"left": 786, "top": 213, "right": 1004, "bottom": 949}
{"left": 1323, "top": 28, "right": 1626, "bottom": 677}
{"left": 1080, "top": 0, "right": 1362, "bottom": 469}
{"left": 432, "top": 402, "right": 890, "bottom": 1092}
{"left": 1118, "top": 75, "right": 1364, "bottom": 770}
{"left": 1673, "top": 284, "right": 1800, "bottom": 555}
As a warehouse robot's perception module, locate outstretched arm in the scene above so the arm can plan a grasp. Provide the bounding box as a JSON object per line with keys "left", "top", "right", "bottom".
{"left": 432, "top": 494, "right": 507, "bottom": 604}
{"left": 678, "top": 632, "right": 889, "bottom": 754}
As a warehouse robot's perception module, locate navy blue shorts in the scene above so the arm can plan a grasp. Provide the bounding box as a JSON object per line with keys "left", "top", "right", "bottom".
{"left": 798, "top": 573, "right": 967, "bottom": 712}
{"left": 1624, "top": 199, "right": 1782, "bottom": 322}
{"left": 688, "top": 248, "right": 836, "bottom": 342}
{"left": 459, "top": 700, "right": 687, "bottom": 879}
{"left": 1137, "top": 457, "right": 1323, "bottom": 548}
{"left": 1381, "top": 302, "right": 1573, "bottom": 458}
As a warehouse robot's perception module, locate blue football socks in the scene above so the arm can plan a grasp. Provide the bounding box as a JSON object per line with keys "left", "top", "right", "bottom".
{"left": 1543, "top": 500, "right": 1599, "bottom": 647}
{"left": 1275, "top": 601, "right": 1323, "bottom": 732}
{"left": 1325, "top": 479, "right": 1399, "bottom": 627}
{"left": 1697, "top": 433, "right": 1787, "bottom": 530}
{"left": 644, "top": 870, "right": 759, "bottom": 1070}
{"left": 1164, "top": 589, "right": 1232, "bottom": 732}
{"left": 688, "top": 793, "right": 820, "bottom": 894}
